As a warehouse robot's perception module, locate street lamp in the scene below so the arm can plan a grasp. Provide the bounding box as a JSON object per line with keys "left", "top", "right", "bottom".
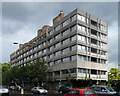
{"left": 13, "top": 42, "right": 19, "bottom": 44}
{"left": 13, "top": 42, "right": 25, "bottom": 93}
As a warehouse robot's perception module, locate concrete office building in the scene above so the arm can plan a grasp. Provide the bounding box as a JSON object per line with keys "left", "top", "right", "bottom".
{"left": 10, "top": 8, "right": 108, "bottom": 82}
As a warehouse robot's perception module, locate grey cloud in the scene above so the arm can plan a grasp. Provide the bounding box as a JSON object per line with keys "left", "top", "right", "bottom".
{"left": 2, "top": 2, "right": 117, "bottom": 35}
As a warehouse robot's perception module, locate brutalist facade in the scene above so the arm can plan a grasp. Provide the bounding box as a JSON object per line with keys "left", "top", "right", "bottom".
{"left": 10, "top": 8, "right": 108, "bottom": 81}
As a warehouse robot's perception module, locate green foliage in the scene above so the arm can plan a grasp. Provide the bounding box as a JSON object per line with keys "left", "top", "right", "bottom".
{"left": 1, "top": 59, "right": 48, "bottom": 86}
{"left": 26, "top": 59, "right": 48, "bottom": 81}
{"left": 65, "top": 72, "right": 74, "bottom": 81}
{"left": 108, "top": 68, "right": 119, "bottom": 80}
{"left": 107, "top": 68, "right": 120, "bottom": 87}
{"left": 1, "top": 62, "right": 11, "bottom": 85}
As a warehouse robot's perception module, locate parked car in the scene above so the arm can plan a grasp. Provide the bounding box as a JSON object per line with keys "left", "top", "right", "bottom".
{"left": 90, "top": 85, "right": 117, "bottom": 95}
{"left": 0, "top": 86, "right": 9, "bottom": 96}
{"left": 58, "top": 85, "right": 72, "bottom": 94}
{"left": 62, "top": 89, "right": 98, "bottom": 96}
{"left": 31, "top": 87, "right": 48, "bottom": 94}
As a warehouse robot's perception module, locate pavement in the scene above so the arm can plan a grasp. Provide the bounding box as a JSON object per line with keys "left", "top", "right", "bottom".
{"left": 9, "top": 89, "right": 63, "bottom": 96}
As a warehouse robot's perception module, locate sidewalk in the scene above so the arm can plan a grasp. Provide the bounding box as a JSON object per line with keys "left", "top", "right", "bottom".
{"left": 10, "top": 89, "right": 59, "bottom": 95}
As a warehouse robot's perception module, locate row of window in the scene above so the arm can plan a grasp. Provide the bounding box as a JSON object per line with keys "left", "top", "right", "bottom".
{"left": 51, "top": 68, "right": 106, "bottom": 76}
{"left": 78, "top": 55, "right": 107, "bottom": 64}
{"left": 11, "top": 53, "right": 107, "bottom": 66}
{"left": 11, "top": 42, "right": 107, "bottom": 63}
{"left": 13, "top": 43, "right": 107, "bottom": 62}
{"left": 49, "top": 24, "right": 107, "bottom": 39}
{"left": 49, "top": 14, "right": 106, "bottom": 36}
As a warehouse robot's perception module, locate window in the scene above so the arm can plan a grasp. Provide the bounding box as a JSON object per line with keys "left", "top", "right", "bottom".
{"left": 62, "top": 38, "right": 70, "bottom": 45}
{"left": 101, "top": 87, "right": 107, "bottom": 92}
{"left": 61, "top": 69, "right": 68, "bottom": 74}
{"left": 71, "top": 14, "right": 77, "bottom": 22}
{"left": 68, "top": 90, "right": 74, "bottom": 95}
{"left": 49, "top": 30, "right": 53, "bottom": 35}
{"left": 55, "top": 59, "right": 61, "bottom": 64}
{"left": 91, "top": 20, "right": 97, "bottom": 27}
{"left": 101, "top": 50, "right": 107, "bottom": 56}
{"left": 55, "top": 25, "right": 61, "bottom": 31}
{"left": 74, "top": 90, "right": 79, "bottom": 95}
{"left": 62, "top": 48, "right": 69, "bottom": 54}
{"left": 101, "top": 42, "right": 107, "bottom": 48}
{"left": 101, "top": 33, "right": 107, "bottom": 39}
{"left": 38, "top": 51, "right": 41, "bottom": 55}
{"left": 43, "top": 49, "right": 46, "bottom": 53}
{"left": 62, "top": 57, "right": 70, "bottom": 63}
{"left": 49, "top": 46, "right": 54, "bottom": 51}
{"left": 78, "top": 45, "right": 86, "bottom": 51}
{"left": 84, "top": 90, "right": 96, "bottom": 95}
{"left": 78, "top": 25, "right": 86, "bottom": 32}
{"left": 91, "top": 38, "right": 97, "bottom": 45}
{"left": 55, "top": 33, "right": 61, "bottom": 40}
{"left": 55, "top": 51, "right": 61, "bottom": 56}
{"left": 54, "top": 71, "right": 60, "bottom": 75}
{"left": 71, "top": 35, "right": 77, "bottom": 41}
{"left": 42, "top": 42, "right": 46, "bottom": 46}
{"left": 71, "top": 45, "right": 77, "bottom": 51}
{"left": 30, "top": 55, "right": 33, "bottom": 58}
{"left": 62, "top": 29, "right": 69, "bottom": 36}
{"left": 30, "top": 49, "right": 32, "bottom": 52}
{"left": 91, "top": 57, "right": 97, "bottom": 63}
{"left": 101, "top": 24, "right": 106, "bottom": 31}
{"left": 78, "top": 68, "right": 83, "bottom": 73}
{"left": 34, "top": 53, "right": 37, "bottom": 57}
{"left": 70, "top": 68, "right": 76, "bottom": 73}
{"left": 49, "top": 38, "right": 54, "bottom": 44}
{"left": 91, "top": 48, "right": 97, "bottom": 54}
{"left": 71, "top": 25, "right": 77, "bottom": 32}
{"left": 91, "top": 29, "right": 97, "bottom": 36}
{"left": 78, "top": 35, "right": 86, "bottom": 42}
{"left": 49, "top": 54, "right": 54, "bottom": 58}
{"left": 55, "top": 42, "right": 61, "bottom": 48}
{"left": 101, "top": 59, "right": 106, "bottom": 64}
{"left": 62, "top": 19, "right": 69, "bottom": 27}
{"left": 77, "top": 14, "right": 86, "bottom": 22}
{"left": 71, "top": 55, "right": 77, "bottom": 61}
{"left": 38, "top": 44, "right": 41, "bottom": 48}
{"left": 78, "top": 55, "right": 86, "bottom": 61}
{"left": 43, "top": 56, "right": 46, "bottom": 60}
{"left": 49, "top": 61, "right": 54, "bottom": 66}
{"left": 101, "top": 71, "right": 106, "bottom": 75}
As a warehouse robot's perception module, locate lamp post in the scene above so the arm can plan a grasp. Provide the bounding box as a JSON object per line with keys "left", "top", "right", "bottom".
{"left": 13, "top": 42, "right": 25, "bottom": 94}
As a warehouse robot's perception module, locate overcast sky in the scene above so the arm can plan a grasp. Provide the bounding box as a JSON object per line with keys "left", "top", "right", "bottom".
{"left": 2, "top": 2, "right": 118, "bottom": 71}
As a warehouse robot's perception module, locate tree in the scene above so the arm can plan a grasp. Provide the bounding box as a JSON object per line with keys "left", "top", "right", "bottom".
{"left": 1, "top": 58, "right": 48, "bottom": 86}
{"left": 65, "top": 71, "right": 74, "bottom": 87}
{"left": 1, "top": 62, "right": 11, "bottom": 85}
{"left": 108, "top": 68, "right": 119, "bottom": 80}
{"left": 65, "top": 72, "right": 74, "bottom": 82}
{"left": 26, "top": 59, "right": 48, "bottom": 86}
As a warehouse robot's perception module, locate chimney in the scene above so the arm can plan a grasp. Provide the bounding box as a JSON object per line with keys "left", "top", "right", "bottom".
{"left": 37, "top": 29, "right": 42, "bottom": 35}
{"left": 19, "top": 44, "right": 23, "bottom": 48}
{"left": 53, "top": 10, "right": 64, "bottom": 25}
